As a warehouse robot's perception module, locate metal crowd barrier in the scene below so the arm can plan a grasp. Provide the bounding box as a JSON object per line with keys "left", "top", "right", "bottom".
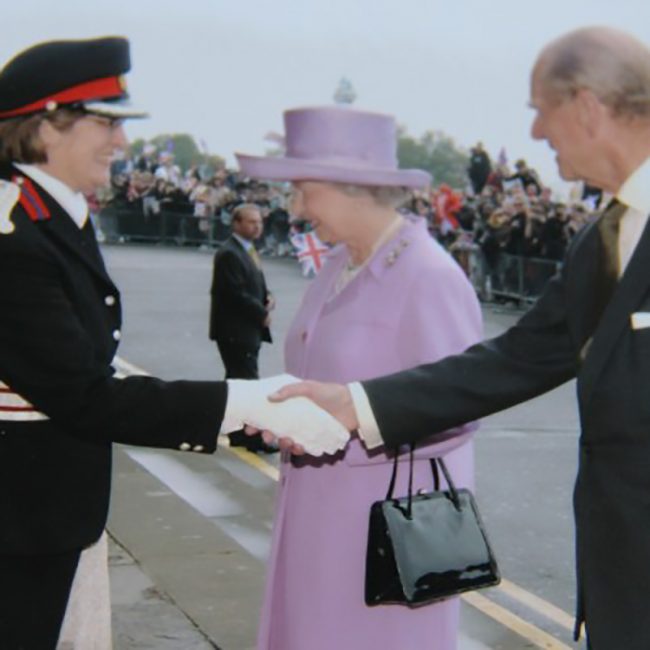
{"left": 99, "top": 207, "right": 231, "bottom": 247}
{"left": 101, "top": 207, "right": 561, "bottom": 305}
{"left": 452, "top": 247, "right": 561, "bottom": 305}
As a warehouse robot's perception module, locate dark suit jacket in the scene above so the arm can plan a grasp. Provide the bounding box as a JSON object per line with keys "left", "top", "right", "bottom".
{"left": 0, "top": 163, "right": 227, "bottom": 557}
{"left": 209, "top": 236, "right": 272, "bottom": 349}
{"left": 363, "top": 214, "right": 650, "bottom": 649}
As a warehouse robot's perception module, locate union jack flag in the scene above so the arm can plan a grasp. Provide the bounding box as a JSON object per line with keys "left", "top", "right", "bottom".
{"left": 290, "top": 231, "right": 330, "bottom": 276}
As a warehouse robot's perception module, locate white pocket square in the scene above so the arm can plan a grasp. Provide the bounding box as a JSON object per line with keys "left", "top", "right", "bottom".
{"left": 631, "top": 312, "right": 650, "bottom": 329}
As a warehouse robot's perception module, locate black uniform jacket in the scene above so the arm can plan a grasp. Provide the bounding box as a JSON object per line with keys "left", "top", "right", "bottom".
{"left": 209, "top": 236, "right": 271, "bottom": 349}
{"left": 0, "top": 164, "right": 227, "bottom": 556}
{"left": 363, "top": 214, "right": 650, "bottom": 649}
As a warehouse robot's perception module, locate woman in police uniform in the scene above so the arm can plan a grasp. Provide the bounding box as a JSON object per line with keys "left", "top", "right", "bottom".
{"left": 0, "top": 37, "right": 232, "bottom": 649}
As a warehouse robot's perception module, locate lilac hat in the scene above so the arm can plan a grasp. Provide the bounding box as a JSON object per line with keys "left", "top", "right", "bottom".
{"left": 236, "top": 106, "right": 431, "bottom": 188}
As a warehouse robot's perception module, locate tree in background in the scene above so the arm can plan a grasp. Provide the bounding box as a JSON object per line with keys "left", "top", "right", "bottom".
{"left": 130, "top": 134, "right": 225, "bottom": 177}
{"left": 127, "top": 129, "right": 467, "bottom": 188}
{"left": 397, "top": 129, "right": 468, "bottom": 189}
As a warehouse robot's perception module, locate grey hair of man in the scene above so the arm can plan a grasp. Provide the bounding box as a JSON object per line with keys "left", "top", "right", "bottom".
{"left": 536, "top": 26, "right": 650, "bottom": 120}
{"left": 232, "top": 202, "right": 262, "bottom": 222}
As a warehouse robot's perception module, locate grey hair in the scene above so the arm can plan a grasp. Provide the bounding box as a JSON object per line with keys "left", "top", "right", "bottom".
{"left": 335, "top": 183, "right": 410, "bottom": 208}
{"left": 537, "top": 26, "right": 650, "bottom": 119}
{"left": 232, "top": 202, "right": 261, "bottom": 222}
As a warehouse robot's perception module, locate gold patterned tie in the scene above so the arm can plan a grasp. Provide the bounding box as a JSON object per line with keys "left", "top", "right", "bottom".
{"left": 581, "top": 199, "right": 627, "bottom": 360}
{"left": 596, "top": 199, "right": 626, "bottom": 300}
{"left": 249, "top": 246, "right": 262, "bottom": 268}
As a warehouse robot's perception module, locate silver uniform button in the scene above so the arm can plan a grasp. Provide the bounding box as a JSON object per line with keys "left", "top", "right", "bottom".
{"left": 104, "top": 295, "right": 116, "bottom": 307}
{"left": 179, "top": 442, "right": 192, "bottom": 451}
{"left": 112, "top": 329, "right": 121, "bottom": 341}
{"left": 193, "top": 444, "right": 204, "bottom": 452}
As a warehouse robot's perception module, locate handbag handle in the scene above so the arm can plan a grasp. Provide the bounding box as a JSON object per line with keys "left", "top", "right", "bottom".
{"left": 386, "top": 444, "right": 463, "bottom": 516}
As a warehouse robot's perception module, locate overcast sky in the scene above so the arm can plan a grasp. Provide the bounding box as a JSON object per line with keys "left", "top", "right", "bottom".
{"left": 3, "top": 0, "right": 650, "bottom": 195}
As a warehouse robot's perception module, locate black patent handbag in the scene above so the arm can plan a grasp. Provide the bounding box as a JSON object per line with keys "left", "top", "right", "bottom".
{"left": 365, "top": 444, "right": 500, "bottom": 607}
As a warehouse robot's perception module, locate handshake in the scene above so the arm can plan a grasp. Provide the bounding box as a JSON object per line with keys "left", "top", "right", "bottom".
{"left": 222, "top": 374, "right": 355, "bottom": 456}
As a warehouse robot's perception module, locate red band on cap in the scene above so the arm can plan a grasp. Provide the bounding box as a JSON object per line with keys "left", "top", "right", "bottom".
{"left": 0, "top": 76, "right": 125, "bottom": 119}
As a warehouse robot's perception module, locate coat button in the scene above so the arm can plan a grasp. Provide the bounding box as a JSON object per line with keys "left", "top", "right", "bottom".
{"left": 104, "top": 295, "right": 116, "bottom": 307}
{"left": 193, "top": 444, "right": 204, "bottom": 452}
{"left": 301, "top": 331, "right": 307, "bottom": 343}
{"left": 179, "top": 442, "right": 191, "bottom": 451}
{"left": 112, "top": 329, "right": 121, "bottom": 341}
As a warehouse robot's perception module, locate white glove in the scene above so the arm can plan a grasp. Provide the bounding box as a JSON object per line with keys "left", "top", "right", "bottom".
{"left": 221, "top": 373, "right": 350, "bottom": 456}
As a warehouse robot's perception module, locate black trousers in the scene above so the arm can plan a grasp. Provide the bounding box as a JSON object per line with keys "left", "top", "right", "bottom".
{"left": 216, "top": 338, "right": 265, "bottom": 447}
{"left": 0, "top": 549, "right": 80, "bottom": 649}
{"left": 216, "top": 339, "right": 260, "bottom": 380}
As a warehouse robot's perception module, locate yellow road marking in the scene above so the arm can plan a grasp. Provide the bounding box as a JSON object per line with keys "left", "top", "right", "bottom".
{"left": 497, "top": 578, "right": 575, "bottom": 632}
{"left": 222, "top": 441, "right": 280, "bottom": 481}
{"left": 115, "top": 354, "right": 577, "bottom": 647}
{"left": 462, "top": 591, "right": 573, "bottom": 649}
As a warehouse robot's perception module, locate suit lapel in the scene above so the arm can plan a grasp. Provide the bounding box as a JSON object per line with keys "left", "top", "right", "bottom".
{"left": 229, "top": 236, "right": 260, "bottom": 275}
{"left": 579, "top": 214, "right": 650, "bottom": 405}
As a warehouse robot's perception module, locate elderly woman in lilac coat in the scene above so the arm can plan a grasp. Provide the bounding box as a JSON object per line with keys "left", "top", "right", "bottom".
{"left": 237, "top": 106, "right": 482, "bottom": 650}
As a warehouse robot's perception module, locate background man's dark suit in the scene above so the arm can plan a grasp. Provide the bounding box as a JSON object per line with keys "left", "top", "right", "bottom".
{"left": 209, "top": 235, "right": 272, "bottom": 379}
{"left": 209, "top": 226, "right": 274, "bottom": 454}
{"left": 362, "top": 212, "right": 650, "bottom": 649}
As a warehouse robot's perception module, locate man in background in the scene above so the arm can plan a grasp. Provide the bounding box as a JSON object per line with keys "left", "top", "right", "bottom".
{"left": 210, "top": 203, "right": 277, "bottom": 452}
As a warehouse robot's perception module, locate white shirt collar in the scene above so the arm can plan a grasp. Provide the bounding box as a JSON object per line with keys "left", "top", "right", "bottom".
{"left": 232, "top": 232, "right": 253, "bottom": 251}
{"left": 617, "top": 156, "right": 650, "bottom": 215}
{"left": 14, "top": 163, "right": 88, "bottom": 229}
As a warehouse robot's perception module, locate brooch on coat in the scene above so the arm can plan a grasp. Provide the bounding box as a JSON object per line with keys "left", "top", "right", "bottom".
{"left": 0, "top": 180, "right": 21, "bottom": 235}
{"left": 385, "top": 239, "right": 410, "bottom": 266}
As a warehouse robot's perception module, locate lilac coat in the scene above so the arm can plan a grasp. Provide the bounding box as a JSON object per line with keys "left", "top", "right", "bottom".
{"left": 257, "top": 218, "right": 483, "bottom": 650}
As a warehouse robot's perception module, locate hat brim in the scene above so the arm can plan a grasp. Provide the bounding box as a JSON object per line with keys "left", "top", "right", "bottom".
{"left": 83, "top": 100, "right": 149, "bottom": 119}
{"left": 236, "top": 153, "right": 430, "bottom": 188}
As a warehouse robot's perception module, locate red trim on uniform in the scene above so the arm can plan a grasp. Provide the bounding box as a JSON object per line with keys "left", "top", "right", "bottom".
{"left": 0, "top": 405, "right": 36, "bottom": 412}
{"left": 18, "top": 192, "right": 38, "bottom": 221}
{"left": 21, "top": 177, "right": 50, "bottom": 219}
{"left": 12, "top": 176, "right": 51, "bottom": 222}
{"left": 0, "top": 76, "right": 124, "bottom": 119}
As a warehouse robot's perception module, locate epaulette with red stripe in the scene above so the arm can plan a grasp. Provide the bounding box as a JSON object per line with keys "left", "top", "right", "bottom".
{"left": 12, "top": 175, "right": 51, "bottom": 222}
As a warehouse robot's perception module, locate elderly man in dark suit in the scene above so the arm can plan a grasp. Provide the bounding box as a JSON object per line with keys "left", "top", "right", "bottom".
{"left": 268, "top": 26, "right": 650, "bottom": 650}
{"left": 210, "top": 203, "right": 276, "bottom": 452}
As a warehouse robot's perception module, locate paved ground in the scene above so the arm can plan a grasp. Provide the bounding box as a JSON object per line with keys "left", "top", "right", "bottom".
{"left": 104, "top": 244, "right": 586, "bottom": 649}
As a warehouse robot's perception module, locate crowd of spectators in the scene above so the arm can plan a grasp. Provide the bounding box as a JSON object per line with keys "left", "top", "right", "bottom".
{"left": 406, "top": 144, "right": 604, "bottom": 301}
{"left": 96, "top": 147, "right": 294, "bottom": 254}
{"left": 96, "top": 142, "right": 605, "bottom": 303}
